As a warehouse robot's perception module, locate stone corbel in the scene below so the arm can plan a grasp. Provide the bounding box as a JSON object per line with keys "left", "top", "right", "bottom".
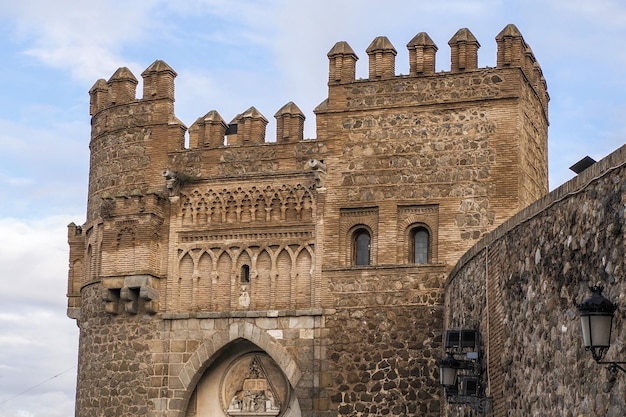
{"left": 102, "top": 275, "right": 159, "bottom": 315}
{"left": 120, "top": 286, "right": 139, "bottom": 314}
{"left": 102, "top": 277, "right": 125, "bottom": 315}
{"left": 140, "top": 285, "right": 159, "bottom": 314}
{"left": 307, "top": 159, "right": 327, "bottom": 188}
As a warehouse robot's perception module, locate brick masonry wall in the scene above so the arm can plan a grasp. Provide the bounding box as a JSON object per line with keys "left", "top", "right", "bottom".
{"left": 445, "top": 145, "right": 626, "bottom": 417}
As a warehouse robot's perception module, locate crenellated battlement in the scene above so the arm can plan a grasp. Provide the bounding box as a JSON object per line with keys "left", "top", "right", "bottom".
{"left": 324, "top": 25, "right": 547, "bottom": 108}
{"left": 86, "top": 24, "right": 548, "bottom": 223}
{"left": 88, "top": 25, "right": 546, "bottom": 150}
{"left": 85, "top": 24, "right": 549, "bottom": 229}
{"left": 89, "top": 59, "right": 176, "bottom": 116}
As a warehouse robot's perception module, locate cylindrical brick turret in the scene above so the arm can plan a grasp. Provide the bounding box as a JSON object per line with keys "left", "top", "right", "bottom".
{"left": 274, "top": 101, "right": 305, "bottom": 143}
{"left": 238, "top": 107, "right": 268, "bottom": 145}
{"left": 107, "top": 67, "right": 137, "bottom": 105}
{"left": 141, "top": 59, "right": 177, "bottom": 101}
{"left": 203, "top": 110, "right": 227, "bottom": 148}
{"left": 495, "top": 24, "right": 525, "bottom": 68}
{"left": 89, "top": 79, "right": 108, "bottom": 116}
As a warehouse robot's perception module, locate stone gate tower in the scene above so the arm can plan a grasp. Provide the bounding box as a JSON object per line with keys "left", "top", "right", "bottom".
{"left": 67, "top": 24, "right": 548, "bottom": 417}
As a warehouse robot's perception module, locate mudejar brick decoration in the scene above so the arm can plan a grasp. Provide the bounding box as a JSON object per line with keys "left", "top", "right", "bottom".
{"left": 67, "top": 24, "right": 549, "bottom": 417}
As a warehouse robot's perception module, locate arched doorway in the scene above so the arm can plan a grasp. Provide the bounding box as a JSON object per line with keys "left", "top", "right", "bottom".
{"left": 186, "top": 339, "right": 301, "bottom": 417}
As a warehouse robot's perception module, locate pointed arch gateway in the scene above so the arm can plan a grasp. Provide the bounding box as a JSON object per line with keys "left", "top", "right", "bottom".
{"left": 171, "top": 322, "right": 303, "bottom": 417}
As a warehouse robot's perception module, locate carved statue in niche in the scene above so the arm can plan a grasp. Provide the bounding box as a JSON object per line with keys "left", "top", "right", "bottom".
{"left": 222, "top": 354, "right": 288, "bottom": 416}
{"left": 238, "top": 286, "right": 250, "bottom": 308}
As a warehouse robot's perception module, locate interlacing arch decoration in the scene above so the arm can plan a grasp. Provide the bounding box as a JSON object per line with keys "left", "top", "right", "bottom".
{"left": 172, "top": 242, "right": 314, "bottom": 312}
{"left": 115, "top": 226, "right": 136, "bottom": 246}
{"left": 179, "top": 183, "right": 316, "bottom": 226}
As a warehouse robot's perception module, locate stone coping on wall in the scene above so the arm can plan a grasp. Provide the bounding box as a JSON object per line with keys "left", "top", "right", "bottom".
{"left": 447, "top": 143, "right": 626, "bottom": 286}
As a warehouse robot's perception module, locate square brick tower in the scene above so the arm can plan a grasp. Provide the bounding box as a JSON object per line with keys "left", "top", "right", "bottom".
{"left": 67, "top": 24, "right": 547, "bottom": 417}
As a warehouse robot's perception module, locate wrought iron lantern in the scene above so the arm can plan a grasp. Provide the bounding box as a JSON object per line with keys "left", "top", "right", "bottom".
{"left": 438, "top": 329, "right": 492, "bottom": 413}
{"left": 575, "top": 285, "right": 626, "bottom": 374}
{"left": 439, "top": 352, "right": 461, "bottom": 387}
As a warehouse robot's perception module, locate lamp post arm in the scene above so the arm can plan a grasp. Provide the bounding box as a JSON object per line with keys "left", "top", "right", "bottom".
{"left": 596, "top": 361, "right": 626, "bottom": 375}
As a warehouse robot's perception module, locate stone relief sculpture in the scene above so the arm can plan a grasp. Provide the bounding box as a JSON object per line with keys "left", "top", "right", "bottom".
{"left": 238, "top": 286, "right": 251, "bottom": 308}
{"left": 307, "top": 159, "right": 326, "bottom": 188}
{"left": 224, "top": 355, "right": 283, "bottom": 416}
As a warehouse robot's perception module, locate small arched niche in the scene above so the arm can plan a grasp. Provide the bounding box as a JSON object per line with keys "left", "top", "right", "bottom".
{"left": 186, "top": 339, "right": 301, "bottom": 417}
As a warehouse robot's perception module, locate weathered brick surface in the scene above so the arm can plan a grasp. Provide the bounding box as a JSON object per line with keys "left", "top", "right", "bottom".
{"left": 446, "top": 145, "right": 626, "bottom": 416}
{"left": 68, "top": 25, "right": 549, "bottom": 417}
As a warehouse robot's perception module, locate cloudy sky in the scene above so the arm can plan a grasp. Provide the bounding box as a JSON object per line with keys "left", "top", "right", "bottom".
{"left": 1, "top": 0, "right": 625, "bottom": 416}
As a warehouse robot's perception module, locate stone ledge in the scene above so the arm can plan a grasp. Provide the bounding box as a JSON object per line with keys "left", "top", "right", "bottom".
{"left": 162, "top": 308, "right": 325, "bottom": 320}
{"left": 323, "top": 263, "right": 447, "bottom": 273}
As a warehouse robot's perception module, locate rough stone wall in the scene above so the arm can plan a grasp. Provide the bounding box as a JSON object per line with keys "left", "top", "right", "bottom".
{"left": 312, "top": 31, "right": 548, "bottom": 416}
{"left": 445, "top": 145, "right": 626, "bottom": 417}
{"left": 324, "top": 266, "right": 446, "bottom": 416}
{"left": 75, "top": 284, "right": 159, "bottom": 417}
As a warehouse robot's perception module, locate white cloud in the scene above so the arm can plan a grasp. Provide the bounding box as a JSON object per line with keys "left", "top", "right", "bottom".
{"left": 556, "top": 0, "right": 626, "bottom": 27}
{"left": 0, "top": 0, "right": 284, "bottom": 83}
{"left": 0, "top": 118, "right": 88, "bottom": 219}
{"left": 0, "top": 0, "right": 160, "bottom": 81}
{"left": 0, "top": 217, "right": 79, "bottom": 307}
{"left": 0, "top": 216, "right": 78, "bottom": 417}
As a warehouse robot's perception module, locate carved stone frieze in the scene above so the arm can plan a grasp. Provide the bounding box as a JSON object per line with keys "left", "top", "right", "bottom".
{"left": 179, "top": 183, "right": 316, "bottom": 227}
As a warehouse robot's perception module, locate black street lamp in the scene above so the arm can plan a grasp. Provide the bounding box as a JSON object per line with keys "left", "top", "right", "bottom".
{"left": 438, "top": 329, "right": 492, "bottom": 414}
{"left": 575, "top": 285, "right": 626, "bottom": 375}
{"left": 439, "top": 352, "right": 461, "bottom": 387}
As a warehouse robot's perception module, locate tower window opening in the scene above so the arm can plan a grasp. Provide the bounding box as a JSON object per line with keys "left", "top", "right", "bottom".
{"left": 353, "top": 228, "right": 371, "bottom": 266}
{"left": 411, "top": 226, "right": 430, "bottom": 264}
{"left": 241, "top": 264, "right": 250, "bottom": 283}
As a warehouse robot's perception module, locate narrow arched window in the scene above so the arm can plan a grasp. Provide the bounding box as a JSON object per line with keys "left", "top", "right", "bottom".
{"left": 87, "top": 244, "right": 93, "bottom": 281}
{"left": 353, "top": 228, "right": 371, "bottom": 266}
{"left": 241, "top": 264, "right": 250, "bottom": 283}
{"left": 411, "top": 227, "right": 430, "bottom": 264}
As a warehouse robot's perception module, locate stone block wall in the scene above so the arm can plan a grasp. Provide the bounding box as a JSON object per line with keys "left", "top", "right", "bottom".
{"left": 325, "top": 265, "right": 447, "bottom": 416}
{"left": 445, "top": 145, "right": 626, "bottom": 416}
{"left": 75, "top": 282, "right": 326, "bottom": 417}
{"left": 75, "top": 284, "right": 159, "bottom": 416}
